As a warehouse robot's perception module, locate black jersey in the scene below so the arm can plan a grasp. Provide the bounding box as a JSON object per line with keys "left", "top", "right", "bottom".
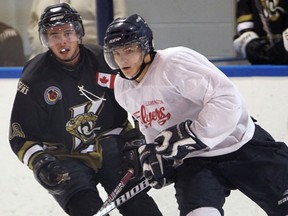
{"left": 236, "top": 0, "right": 288, "bottom": 37}
{"left": 9, "top": 44, "right": 129, "bottom": 169}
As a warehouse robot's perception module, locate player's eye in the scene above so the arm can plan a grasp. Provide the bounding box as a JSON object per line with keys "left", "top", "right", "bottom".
{"left": 124, "top": 46, "right": 139, "bottom": 55}
{"left": 64, "top": 29, "right": 75, "bottom": 37}
{"left": 112, "top": 50, "right": 120, "bottom": 56}
{"left": 49, "top": 33, "right": 60, "bottom": 40}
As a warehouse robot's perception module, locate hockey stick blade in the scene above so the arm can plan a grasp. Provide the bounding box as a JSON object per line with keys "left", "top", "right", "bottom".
{"left": 94, "top": 179, "right": 150, "bottom": 216}
{"left": 99, "top": 169, "right": 134, "bottom": 211}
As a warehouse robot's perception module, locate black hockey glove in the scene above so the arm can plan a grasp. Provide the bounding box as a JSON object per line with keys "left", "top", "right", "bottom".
{"left": 139, "top": 144, "right": 174, "bottom": 189}
{"left": 121, "top": 128, "right": 146, "bottom": 181}
{"left": 266, "top": 34, "right": 288, "bottom": 64}
{"left": 154, "top": 120, "right": 207, "bottom": 160}
{"left": 32, "top": 154, "right": 70, "bottom": 195}
{"left": 245, "top": 38, "right": 271, "bottom": 64}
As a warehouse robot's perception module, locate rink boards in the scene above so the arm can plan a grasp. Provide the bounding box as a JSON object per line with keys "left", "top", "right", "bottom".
{"left": 1, "top": 65, "right": 288, "bottom": 216}
{"left": 1, "top": 65, "right": 288, "bottom": 78}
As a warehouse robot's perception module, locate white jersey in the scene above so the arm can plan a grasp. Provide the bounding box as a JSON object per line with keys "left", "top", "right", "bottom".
{"left": 115, "top": 46, "right": 255, "bottom": 157}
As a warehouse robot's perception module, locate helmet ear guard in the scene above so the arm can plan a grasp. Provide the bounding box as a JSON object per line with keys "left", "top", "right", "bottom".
{"left": 38, "top": 3, "right": 84, "bottom": 47}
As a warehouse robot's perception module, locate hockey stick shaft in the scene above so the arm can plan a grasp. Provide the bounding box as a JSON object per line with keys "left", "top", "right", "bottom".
{"left": 254, "top": 0, "right": 274, "bottom": 45}
{"left": 99, "top": 169, "right": 134, "bottom": 210}
{"left": 94, "top": 179, "right": 150, "bottom": 216}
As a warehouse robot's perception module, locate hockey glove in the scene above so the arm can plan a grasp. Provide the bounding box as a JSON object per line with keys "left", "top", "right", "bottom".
{"left": 233, "top": 31, "right": 259, "bottom": 58}
{"left": 139, "top": 144, "right": 174, "bottom": 189}
{"left": 283, "top": 28, "right": 288, "bottom": 52}
{"left": 233, "top": 31, "right": 271, "bottom": 64}
{"left": 245, "top": 38, "right": 271, "bottom": 64}
{"left": 266, "top": 29, "right": 288, "bottom": 64}
{"left": 154, "top": 120, "right": 207, "bottom": 160}
{"left": 121, "top": 128, "right": 146, "bottom": 181}
{"left": 32, "top": 153, "right": 70, "bottom": 195}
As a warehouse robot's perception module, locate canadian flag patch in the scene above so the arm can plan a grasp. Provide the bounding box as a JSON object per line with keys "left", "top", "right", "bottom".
{"left": 96, "top": 72, "right": 116, "bottom": 89}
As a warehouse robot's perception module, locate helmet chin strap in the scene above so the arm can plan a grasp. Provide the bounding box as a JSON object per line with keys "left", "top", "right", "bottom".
{"left": 119, "top": 61, "right": 146, "bottom": 80}
{"left": 119, "top": 51, "right": 156, "bottom": 81}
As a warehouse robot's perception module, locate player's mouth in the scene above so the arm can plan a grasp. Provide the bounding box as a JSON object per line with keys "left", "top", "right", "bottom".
{"left": 121, "top": 66, "right": 131, "bottom": 72}
{"left": 60, "top": 48, "right": 70, "bottom": 54}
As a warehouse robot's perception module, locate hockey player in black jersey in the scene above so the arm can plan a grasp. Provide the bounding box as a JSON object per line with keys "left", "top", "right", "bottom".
{"left": 8, "top": 3, "right": 162, "bottom": 216}
{"left": 233, "top": 0, "right": 288, "bottom": 64}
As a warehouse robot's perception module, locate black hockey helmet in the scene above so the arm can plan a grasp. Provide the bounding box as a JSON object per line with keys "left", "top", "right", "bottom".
{"left": 104, "top": 14, "right": 154, "bottom": 69}
{"left": 38, "top": 3, "right": 84, "bottom": 47}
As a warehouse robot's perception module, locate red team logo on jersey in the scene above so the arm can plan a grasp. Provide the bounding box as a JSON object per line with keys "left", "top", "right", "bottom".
{"left": 134, "top": 100, "right": 171, "bottom": 128}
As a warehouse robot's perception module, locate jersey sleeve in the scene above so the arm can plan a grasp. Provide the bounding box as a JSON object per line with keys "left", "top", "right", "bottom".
{"left": 9, "top": 79, "right": 46, "bottom": 169}
{"left": 235, "top": 0, "right": 255, "bottom": 33}
{"left": 165, "top": 48, "right": 249, "bottom": 148}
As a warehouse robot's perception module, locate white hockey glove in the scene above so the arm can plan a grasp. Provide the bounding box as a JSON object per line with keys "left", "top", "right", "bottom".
{"left": 233, "top": 31, "right": 259, "bottom": 57}
{"left": 139, "top": 144, "right": 174, "bottom": 189}
{"left": 154, "top": 120, "right": 207, "bottom": 160}
{"left": 283, "top": 28, "right": 288, "bottom": 52}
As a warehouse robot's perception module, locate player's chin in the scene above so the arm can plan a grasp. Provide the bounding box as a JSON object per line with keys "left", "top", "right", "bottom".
{"left": 56, "top": 55, "right": 70, "bottom": 61}
{"left": 122, "top": 68, "right": 136, "bottom": 78}
{"left": 55, "top": 54, "right": 74, "bottom": 63}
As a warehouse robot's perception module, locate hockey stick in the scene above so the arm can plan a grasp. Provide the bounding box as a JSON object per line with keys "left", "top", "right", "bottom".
{"left": 254, "top": 0, "right": 274, "bottom": 45}
{"left": 94, "top": 178, "right": 150, "bottom": 216}
{"left": 99, "top": 168, "right": 134, "bottom": 211}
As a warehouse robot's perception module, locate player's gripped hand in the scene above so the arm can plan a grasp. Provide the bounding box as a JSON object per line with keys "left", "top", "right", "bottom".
{"left": 138, "top": 144, "right": 170, "bottom": 189}
{"left": 33, "top": 153, "right": 70, "bottom": 195}
{"left": 121, "top": 128, "right": 146, "bottom": 181}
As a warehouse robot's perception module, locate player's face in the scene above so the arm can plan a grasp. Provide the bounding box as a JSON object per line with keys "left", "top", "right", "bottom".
{"left": 112, "top": 44, "right": 144, "bottom": 78}
{"left": 47, "top": 23, "right": 80, "bottom": 65}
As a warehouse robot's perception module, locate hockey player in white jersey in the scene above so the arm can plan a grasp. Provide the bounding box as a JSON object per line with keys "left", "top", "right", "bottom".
{"left": 104, "top": 14, "right": 288, "bottom": 216}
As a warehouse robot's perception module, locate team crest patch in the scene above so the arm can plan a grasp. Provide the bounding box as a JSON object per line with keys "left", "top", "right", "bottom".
{"left": 44, "top": 86, "right": 62, "bottom": 105}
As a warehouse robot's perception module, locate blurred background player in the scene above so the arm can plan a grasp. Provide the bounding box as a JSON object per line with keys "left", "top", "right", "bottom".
{"left": 9, "top": 3, "right": 162, "bottom": 216}
{"left": 104, "top": 14, "right": 288, "bottom": 216}
{"left": 233, "top": 0, "right": 288, "bottom": 64}
{"left": 27, "top": 0, "right": 126, "bottom": 59}
{"left": 0, "top": 21, "right": 25, "bottom": 66}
